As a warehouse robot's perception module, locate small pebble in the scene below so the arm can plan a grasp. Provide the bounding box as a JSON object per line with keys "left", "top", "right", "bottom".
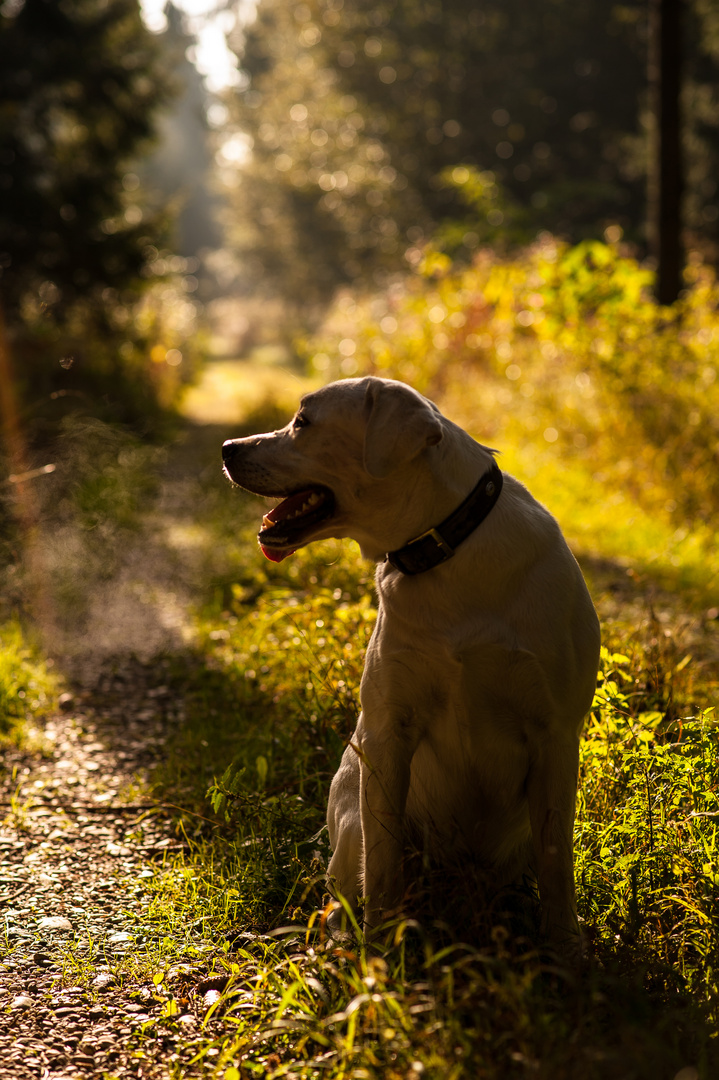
{"left": 37, "top": 916, "right": 73, "bottom": 933}
{"left": 107, "top": 931, "right": 132, "bottom": 943}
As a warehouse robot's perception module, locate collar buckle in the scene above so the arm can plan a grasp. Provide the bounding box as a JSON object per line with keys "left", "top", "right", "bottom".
{"left": 385, "top": 461, "right": 503, "bottom": 576}
{"left": 415, "top": 526, "right": 455, "bottom": 561}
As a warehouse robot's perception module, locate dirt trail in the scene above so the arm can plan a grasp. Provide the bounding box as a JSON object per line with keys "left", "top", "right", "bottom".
{"left": 0, "top": 364, "right": 268, "bottom": 1078}
{"left": 2, "top": 361, "right": 717, "bottom": 1078}
{"left": 0, "top": 661, "right": 204, "bottom": 1078}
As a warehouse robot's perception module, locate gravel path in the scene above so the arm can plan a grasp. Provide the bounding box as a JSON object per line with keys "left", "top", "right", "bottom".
{"left": 4, "top": 373, "right": 716, "bottom": 1079}
{"left": 0, "top": 661, "right": 214, "bottom": 1080}
{"left": 1, "top": 393, "right": 263, "bottom": 1078}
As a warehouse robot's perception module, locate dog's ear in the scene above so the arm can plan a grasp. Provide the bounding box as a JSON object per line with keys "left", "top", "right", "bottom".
{"left": 363, "top": 380, "right": 443, "bottom": 479}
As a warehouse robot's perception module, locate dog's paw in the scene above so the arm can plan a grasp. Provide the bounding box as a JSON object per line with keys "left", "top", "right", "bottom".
{"left": 323, "top": 900, "right": 358, "bottom": 942}
{"left": 539, "top": 928, "right": 586, "bottom": 973}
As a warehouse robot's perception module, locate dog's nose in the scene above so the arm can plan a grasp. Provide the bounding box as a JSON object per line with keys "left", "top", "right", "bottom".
{"left": 222, "top": 440, "right": 239, "bottom": 464}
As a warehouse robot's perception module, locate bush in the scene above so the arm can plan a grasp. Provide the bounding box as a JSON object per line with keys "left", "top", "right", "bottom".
{"left": 303, "top": 238, "right": 719, "bottom": 526}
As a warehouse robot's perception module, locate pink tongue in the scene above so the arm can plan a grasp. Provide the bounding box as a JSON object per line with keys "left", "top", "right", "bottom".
{"left": 266, "top": 489, "right": 316, "bottom": 524}
{"left": 260, "top": 544, "right": 296, "bottom": 563}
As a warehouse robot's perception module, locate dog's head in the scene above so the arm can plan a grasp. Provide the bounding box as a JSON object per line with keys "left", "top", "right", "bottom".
{"left": 222, "top": 376, "right": 444, "bottom": 561}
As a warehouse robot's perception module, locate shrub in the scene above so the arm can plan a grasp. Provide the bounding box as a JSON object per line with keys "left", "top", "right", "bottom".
{"left": 303, "top": 238, "right": 719, "bottom": 525}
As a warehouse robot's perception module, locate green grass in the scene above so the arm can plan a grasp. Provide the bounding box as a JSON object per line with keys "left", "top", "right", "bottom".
{"left": 495, "top": 441, "right": 719, "bottom": 610}
{"left": 0, "top": 619, "right": 58, "bottom": 744}
{"left": 123, "top": 508, "right": 718, "bottom": 1078}
{"left": 3, "top": 247, "right": 719, "bottom": 1076}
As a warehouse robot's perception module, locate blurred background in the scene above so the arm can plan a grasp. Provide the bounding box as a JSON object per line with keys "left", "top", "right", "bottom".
{"left": 1, "top": 0, "right": 718, "bottom": 663}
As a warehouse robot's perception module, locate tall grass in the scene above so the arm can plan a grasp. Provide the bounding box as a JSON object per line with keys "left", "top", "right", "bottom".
{"left": 2, "top": 237, "right": 718, "bottom": 1077}
{"left": 0, "top": 619, "right": 57, "bottom": 742}
{"left": 304, "top": 238, "right": 719, "bottom": 532}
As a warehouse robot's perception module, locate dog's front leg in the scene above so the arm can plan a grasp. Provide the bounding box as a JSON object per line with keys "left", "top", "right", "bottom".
{"left": 326, "top": 740, "right": 363, "bottom": 932}
{"left": 358, "top": 725, "right": 412, "bottom": 935}
{"left": 527, "top": 734, "right": 582, "bottom": 963}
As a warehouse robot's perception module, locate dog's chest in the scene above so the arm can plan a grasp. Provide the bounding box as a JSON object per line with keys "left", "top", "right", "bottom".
{"left": 361, "top": 591, "right": 533, "bottom": 854}
{"left": 362, "top": 604, "right": 531, "bottom": 772}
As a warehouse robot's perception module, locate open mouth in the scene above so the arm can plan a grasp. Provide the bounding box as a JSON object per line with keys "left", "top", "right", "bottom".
{"left": 258, "top": 486, "right": 335, "bottom": 561}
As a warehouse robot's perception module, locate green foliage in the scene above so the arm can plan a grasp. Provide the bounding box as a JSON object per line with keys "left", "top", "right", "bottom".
{"left": 433, "top": 165, "right": 530, "bottom": 256}
{"left": 6, "top": 274, "right": 204, "bottom": 436}
{"left": 579, "top": 648, "right": 719, "bottom": 999}
{"left": 0, "top": 619, "right": 56, "bottom": 739}
{"left": 142, "top": 557, "right": 374, "bottom": 931}
{"left": 227, "top": 0, "right": 719, "bottom": 302}
{"left": 0, "top": 0, "right": 173, "bottom": 318}
{"left": 158, "top": 548, "right": 373, "bottom": 820}
{"left": 304, "top": 237, "right": 719, "bottom": 526}
{"left": 0, "top": 0, "right": 202, "bottom": 432}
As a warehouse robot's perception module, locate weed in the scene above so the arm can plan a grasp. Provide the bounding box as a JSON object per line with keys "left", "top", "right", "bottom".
{"left": 0, "top": 619, "right": 57, "bottom": 744}
{"left": 3, "top": 241, "right": 719, "bottom": 1075}
{"left": 130, "top": 541, "right": 718, "bottom": 1077}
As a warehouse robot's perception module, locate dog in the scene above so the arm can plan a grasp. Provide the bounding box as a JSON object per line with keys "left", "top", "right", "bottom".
{"left": 222, "top": 376, "right": 601, "bottom": 960}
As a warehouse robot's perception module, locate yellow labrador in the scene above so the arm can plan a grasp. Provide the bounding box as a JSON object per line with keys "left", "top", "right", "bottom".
{"left": 222, "top": 376, "right": 600, "bottom": 960}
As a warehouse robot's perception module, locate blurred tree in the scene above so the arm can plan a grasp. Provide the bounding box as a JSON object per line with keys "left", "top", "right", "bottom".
{"left": 0, "top": 0, "right": 173, "bottom": 322}
{"left": 0, "top": 0, "right": 207, "bottom": 432}
{"left": 226, "top": 0, "right": 719, "bottom": 306}
{"left": 649, "top": 0, "right": 684, "bottom": 304}
{"left": 222, "top": 0, "right": 384, "bottom": 310}
{"left": 225, "top": 0, "right": 646, "bottom": 306}
{"left": 141, "top": 4, "right": 223, "bottom": 272}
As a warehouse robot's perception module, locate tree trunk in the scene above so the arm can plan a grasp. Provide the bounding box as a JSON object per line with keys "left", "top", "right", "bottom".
{"left": 648, "top": 0, "right": 684, "bottom": 305}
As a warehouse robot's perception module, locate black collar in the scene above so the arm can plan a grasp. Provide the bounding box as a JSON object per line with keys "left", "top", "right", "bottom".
{"left": 386, "top": 461, "right": 503, "bottom": 576}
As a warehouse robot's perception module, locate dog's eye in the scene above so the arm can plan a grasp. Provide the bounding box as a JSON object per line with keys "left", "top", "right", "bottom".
{"left": 294, "top": 412, "right": 310, "bottom": 429}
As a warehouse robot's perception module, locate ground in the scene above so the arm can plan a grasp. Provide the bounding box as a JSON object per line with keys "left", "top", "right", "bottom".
{"left": 1, "top": 662, "right": 196, "bottom": 1078}
{"left": 0, "top": 360, "right": 298, "bottom": 1079}
{"left": 1, "top": 357, "right": 717, "bottom": 1080}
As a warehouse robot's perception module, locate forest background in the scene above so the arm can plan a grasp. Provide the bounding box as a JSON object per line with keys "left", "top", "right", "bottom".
{"left": 1, "top": 2, "right": 719, "bottom": 1079}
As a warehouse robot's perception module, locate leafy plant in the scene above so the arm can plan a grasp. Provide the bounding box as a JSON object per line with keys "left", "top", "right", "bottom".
{"left": 303, "top": 237, "right": 719, "bottom": 528}
{"left": 0, "top": 619, "right": 57, "bottom": 740}
{"left": 4, "top": 270, "right": 718, "bottom": 1076}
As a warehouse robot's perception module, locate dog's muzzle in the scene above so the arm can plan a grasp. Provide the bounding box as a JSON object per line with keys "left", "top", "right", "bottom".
{"left": 222, "top": 439, "right": 245, "bottom": 484}
{"left": 222, "top": 440, "right": 239, "bottom": 465}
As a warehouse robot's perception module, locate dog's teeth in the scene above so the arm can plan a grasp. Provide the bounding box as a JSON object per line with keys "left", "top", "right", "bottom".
{"left": 262, "top": 491, "right": 324, "bottom": 529}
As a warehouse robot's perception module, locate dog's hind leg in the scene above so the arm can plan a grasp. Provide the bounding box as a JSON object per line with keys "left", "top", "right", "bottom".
{"left": 526, "top": 733, "right": 582, "bottom": 963}
{"left": 357, "top": 724, "right": 413, "bottom": 935}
